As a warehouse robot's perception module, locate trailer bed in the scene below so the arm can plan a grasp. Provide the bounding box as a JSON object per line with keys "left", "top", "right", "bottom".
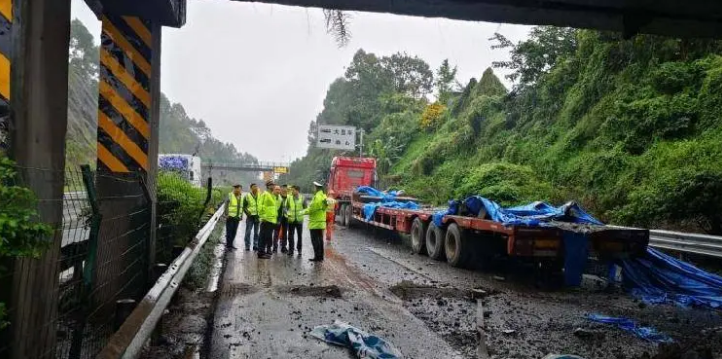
{"left": 349, "top": 202, "right": 648, "bottom": 260}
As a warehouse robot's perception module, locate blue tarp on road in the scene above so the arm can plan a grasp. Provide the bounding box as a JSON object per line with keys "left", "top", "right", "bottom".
{"left": 586, "top": 314, "right": 673, "bottom": 343}
{"left": 357, "top": 186, "right": 419, "bottom": 221}
{"left": 310, "top": 320, "right": 402, "bottom": 359}
{"left": 619, "top": 248, "right": 722, "bottom": 309}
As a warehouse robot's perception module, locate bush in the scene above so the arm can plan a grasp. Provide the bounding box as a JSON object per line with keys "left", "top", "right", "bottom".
{"left": 454, "top": 162, "right": 554, "bottom": 206}
{"left": 419, "top": 102, "right": 447, "bottom": 131}
{"left": 0, "top": 155, "right": 53, "bottom": 328}
{"left": 156, "top": 171, "right": 207, "bottom": 247}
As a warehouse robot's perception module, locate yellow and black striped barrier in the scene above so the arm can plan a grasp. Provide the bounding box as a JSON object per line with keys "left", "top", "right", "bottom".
{"left": 97, "top": 14, "right": 153, "bottom": 173}
{"left": 0, "top": 0, "right": 13, "bottom": 138}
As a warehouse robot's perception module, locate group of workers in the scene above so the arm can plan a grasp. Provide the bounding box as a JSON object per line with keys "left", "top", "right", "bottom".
{"left": 225, "top": 180, "right": 335, "bottom": 262}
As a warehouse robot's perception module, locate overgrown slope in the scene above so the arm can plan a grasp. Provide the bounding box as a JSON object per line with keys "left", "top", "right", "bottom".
{"left": 289, "top": 30, "right": 722, "bottom": 233}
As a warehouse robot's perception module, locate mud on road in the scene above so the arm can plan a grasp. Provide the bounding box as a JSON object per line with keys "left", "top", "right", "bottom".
{"left": 150, "top": 223, "right": 722, "bottom": 359}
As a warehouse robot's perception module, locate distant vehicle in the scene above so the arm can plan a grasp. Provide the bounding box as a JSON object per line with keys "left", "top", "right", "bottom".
{"left": 158, "top": 154, "right": 202, "bottom": 188}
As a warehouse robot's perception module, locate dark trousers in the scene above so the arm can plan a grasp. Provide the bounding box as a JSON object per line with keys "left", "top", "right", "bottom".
{"left": 225, "top": 217, "right": 240, "bottom": 247}
{"left": 244, "top": 215, "right": 260, "bottom": 249}
{"left": 310, "top": 229, "right": 324, "bottom": 260}
{"left": 287, "top": 222, "right": 303, "bottom": 253}
{"left": 259, "top": 221, "right": 275, "bottom": 256}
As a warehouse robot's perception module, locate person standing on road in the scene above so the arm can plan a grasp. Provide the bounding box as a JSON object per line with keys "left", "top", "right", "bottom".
{"left": 225, "top": 184, "right": 243, "bottom": 251}
{"left": 285, "top": 185, "right": 307, "bottom": 256}
{"left": 243, "top": 183, "right": 260, "bottom": 251}
{"left": 257, "top": 181, "right": 279, "bottom": 259}
{"left": 273, "top": 184, "right": 289, "bottom": 253}
{"left": 325, "top": 196, "right": 336, "bottom": 241}
{"left": 302, "top": 181, "right": 328, "bottom": 262}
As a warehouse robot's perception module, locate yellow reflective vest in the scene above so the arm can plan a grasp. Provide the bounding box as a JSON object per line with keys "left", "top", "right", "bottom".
{"left": 303, "top": 190, "right": 327, "bottom": 230}
{"left": 285, "top": 194, "right": 306, "bottom": 223}
{"left": 243, "top": 192, "right": 259, "bottom": 216}
{"left": 258, "top": 190, "right": 278, "bottom": 224}
{"left": 227, "top": 192, "right": 243, "bottom": 218}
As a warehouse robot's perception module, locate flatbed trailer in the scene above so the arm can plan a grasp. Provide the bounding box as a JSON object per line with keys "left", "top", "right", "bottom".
{"left": 340, "top": 197, "right": 649, "bottom": 269}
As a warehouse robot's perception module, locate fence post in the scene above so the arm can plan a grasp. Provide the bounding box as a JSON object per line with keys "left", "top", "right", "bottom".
{"left": 199, "top": 177, "right": 213, "bottom": 222}
{"left": 68, "top": 165, "right": 102, "bottom": 359}
{"left": 138, "top": 174, "right": 155, "bottom": 288}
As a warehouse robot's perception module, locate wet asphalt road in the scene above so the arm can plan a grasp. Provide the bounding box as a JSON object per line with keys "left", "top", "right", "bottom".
{"left": 208, "top": 222, "right": 722, "bottom": 359}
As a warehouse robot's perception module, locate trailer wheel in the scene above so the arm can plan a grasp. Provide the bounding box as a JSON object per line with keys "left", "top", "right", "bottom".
{"left": 426, "top": 222, "right": 446, "bottom": 260}
{"left": 410, "top": 218, "right": 428, "bottom": 255}
{"left": 344, "top": 204, "right": 352, "bottom": 227}
{"left": 444, "top": 223, "right": 469, "bottom": 268}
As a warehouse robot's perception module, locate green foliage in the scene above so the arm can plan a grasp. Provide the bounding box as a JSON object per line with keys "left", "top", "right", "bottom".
{"left": 0, "top": 157, "right": 53, "bottom": 257}
{"left": 435, "top": 59, "right": 458, "bottom": 104}
{"left": 157, "top": 172, "right": 207, "bottom": 247}
{"left": 292, "top": 31, "right": 722, "bottom": 234}
{"left": 0, "top": 156, "right": 53, "bottom": 328}
{"left": 454, "top": 163, "right": 553, "bottom": 206}
{"left": 419, "top": 103, "right": 447, "bottom": 131}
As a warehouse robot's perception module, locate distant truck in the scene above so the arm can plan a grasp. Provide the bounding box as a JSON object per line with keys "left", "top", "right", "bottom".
{"left": 158, "top": 154, "right": 202, "bottom": 188}
{"left": 327, "top": 156, "right": 378, "bottom": 226}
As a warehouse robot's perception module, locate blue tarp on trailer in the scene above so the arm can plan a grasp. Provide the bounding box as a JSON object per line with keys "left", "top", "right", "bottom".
{"left": 357, "top": 186, "right": 420, "bottom": 221}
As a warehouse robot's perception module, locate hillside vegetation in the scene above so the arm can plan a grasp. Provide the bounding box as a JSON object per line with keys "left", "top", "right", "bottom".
{"left": 288, "top": 28, "right": 722, "bottom": 234}
{"left": 66, "top": 20, "right": 258, "bottom": 185}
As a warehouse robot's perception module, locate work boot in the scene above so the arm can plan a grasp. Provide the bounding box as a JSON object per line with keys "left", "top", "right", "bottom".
{"left": 281, "top": 247, "right": 287, "bottom": 253}
{"left": 287, "top": 251, "right": 294, "bottom": 256}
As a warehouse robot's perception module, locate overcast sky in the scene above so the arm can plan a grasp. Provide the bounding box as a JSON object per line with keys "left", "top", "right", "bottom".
{"left": 71, "top": 0, "right": 530, "bottom": 163}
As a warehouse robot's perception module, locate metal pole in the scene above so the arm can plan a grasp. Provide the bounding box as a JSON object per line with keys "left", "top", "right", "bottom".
{"left": 359, "top": 129, "right": 364, "bottom": 158}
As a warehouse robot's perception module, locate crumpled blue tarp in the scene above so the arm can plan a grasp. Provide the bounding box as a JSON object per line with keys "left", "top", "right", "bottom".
{"left": 619, "top": 248, "right": 722, "bottom": 309}
{"left": 310, "top": 320, "right": 402, "bottom": 359}
{"left": 357, "top": 186, "right": 398, "bottom": 202}
{"left": 432, "top": 197, "right": 602, "bottom": 228}
{"left": 586, "top": 314, "right": 673, "bottom": 343}
{"left": 357, "top": 186, "right": 419, "bottom": 221}
{"left": 363, "top": 201, "right": 420, "bottom": 221}
{"left": 159, "top": 155, "right": 189, "bottom": 171}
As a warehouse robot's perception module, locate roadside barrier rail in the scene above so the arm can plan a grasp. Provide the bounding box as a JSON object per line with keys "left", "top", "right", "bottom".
{"left": 648, "top": 229, "right": 722, "bottom": 258}
{"left": 97, "top": 202, "right": 226, "bottom": 359}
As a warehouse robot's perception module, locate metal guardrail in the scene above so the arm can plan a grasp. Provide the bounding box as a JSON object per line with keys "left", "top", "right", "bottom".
{"left": 649, "top": 229, "right": 722, "bottom": 258}
{"left": 97, "top": 202, "right": 226, "bottom": 359}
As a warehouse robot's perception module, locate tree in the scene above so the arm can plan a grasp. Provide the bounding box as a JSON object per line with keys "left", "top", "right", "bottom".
{"left": 490, "top": 26, "right": 578, "bottom": 86}
{"left": 381, "top": 52, "right": 434, "bottom": 97}
{"left": 434, "top": 59, "right": 458, "bottom": 104}
{"left": 69, "top": 19, "right": 99, "bottom": 80}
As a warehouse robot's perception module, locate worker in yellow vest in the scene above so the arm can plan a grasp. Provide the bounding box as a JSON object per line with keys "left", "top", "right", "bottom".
{"left": 325, "top": 196, "right": 336, "bottom": 241}
{"left": 225, "top": 184, "right": 243, "bottom": 250}
{"left": 257, "top": 181, "right": 279, "bottom": 259}
{"left": 242, "top": 183, "right": 260, "bottom": 251}
{"left": 302, "top": 181, "right": 328, "bottom": 262}
{"left": 285, "top": 185, "right": 307, "bottom": 256}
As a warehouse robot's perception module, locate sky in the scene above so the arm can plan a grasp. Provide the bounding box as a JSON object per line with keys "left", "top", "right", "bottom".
{"left": 71, "top": 0, "right": 530, "bottom": 163}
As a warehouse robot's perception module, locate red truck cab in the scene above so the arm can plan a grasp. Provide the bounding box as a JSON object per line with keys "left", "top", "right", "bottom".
{"left": 327, "top": 157, "right": 377, "bottom": 200}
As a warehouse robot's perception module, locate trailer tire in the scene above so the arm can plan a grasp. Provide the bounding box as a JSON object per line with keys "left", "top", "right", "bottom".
{"left": 410, "top": 218, "right": 428, "bottom": 255}
{"left": 444, "top": 223, "right": 469, "bottom": 268}
{"left": 426, "top": 222, "right": 446, "bottom": 260}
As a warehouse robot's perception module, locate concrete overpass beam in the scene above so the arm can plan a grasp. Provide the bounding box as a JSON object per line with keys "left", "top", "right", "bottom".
{"left": 5, "top": 0, "right": 72, "bottom": 358}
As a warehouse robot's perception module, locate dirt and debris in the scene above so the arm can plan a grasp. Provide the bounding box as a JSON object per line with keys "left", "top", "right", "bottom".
{"left": 277, "top": 284, "right": 343, "bottom": 298}
{"left": 389, "top": 280, "right": 492, "bottom": 301}
{"left": 140, "top": 288, "right": 215, "bottom": 359}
